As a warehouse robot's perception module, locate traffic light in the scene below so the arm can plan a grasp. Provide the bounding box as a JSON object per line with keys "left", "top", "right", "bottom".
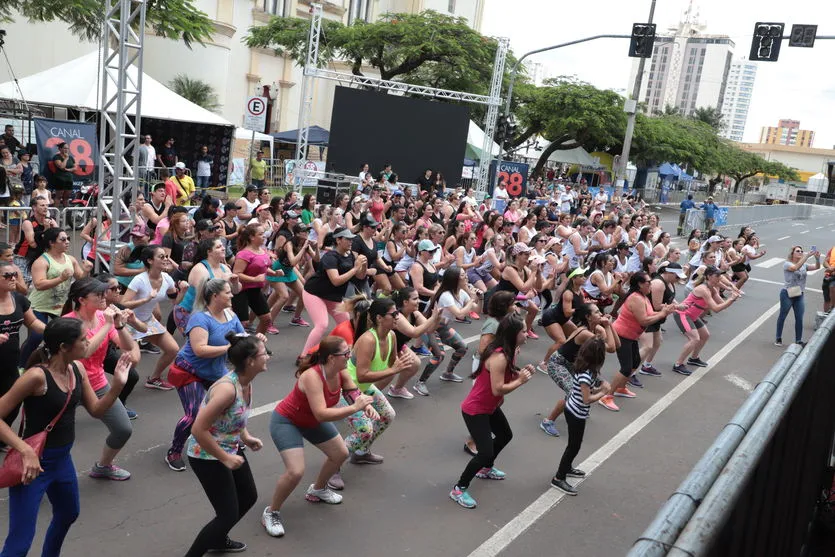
{"left": 495, "top": 114, "right": 508, "bottom": 145}
{"left": 628, "top": 23, "right": 656, "bottom": 58}
{"left": 749, "top": 22, "right": 784, "bottom": 62}
{"left": 788, "top": 24, "right": 817, "bottom": 48}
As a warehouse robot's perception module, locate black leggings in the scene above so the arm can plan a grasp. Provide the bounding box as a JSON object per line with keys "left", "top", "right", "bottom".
{"left": 185, "top": 451, "right": 257, "bottom": 557}
{"left": 457, "top": 409, "right": 513, "bottom": 490}
{"left": 104, "top": 346, "right": 139, "bottom": 404}
{"left": 541, "top": 288, "right": 553, "bottom": 309}
{"left": 556, "top": 410, "right": 587, "bottom": 480}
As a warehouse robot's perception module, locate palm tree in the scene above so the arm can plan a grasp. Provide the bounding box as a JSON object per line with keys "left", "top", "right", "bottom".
{"left": 691, "top": 106, "right": 724, "bottom": 132}
{"left": 168, "top": 74, "right": 221, "bottom": 113}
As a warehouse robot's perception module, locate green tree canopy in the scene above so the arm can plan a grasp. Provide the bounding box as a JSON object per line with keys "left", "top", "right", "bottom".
{"left": 168, "top": 74, "right": 220, "bottom": 113}
{"left": 0, "top": 0, "right": 215, "bottom": 46}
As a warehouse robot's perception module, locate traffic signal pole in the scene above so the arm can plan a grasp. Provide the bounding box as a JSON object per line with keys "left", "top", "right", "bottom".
{"left": 615, "top": 0, "right": 656, "bottom": 191}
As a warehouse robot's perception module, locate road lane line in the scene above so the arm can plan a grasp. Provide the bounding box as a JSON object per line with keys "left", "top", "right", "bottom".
{"left": 800, "top": 230, "right": 810, "bottom": 235}
{"left": 777, "top": 235, "right": 791, "bottom": 241}
{"left": 725, "top": 374, "right": 754, "bottom": 393}
{"left": 747, "top": 277, "right": 822, "bottom": 293}
{"left": 466, "top": 302, "right": 781, "bottom": 557}
{"left": 756, "top": 257, "right": 785, "bottom": 269}
{"left": 817, "top": 226, "right": 824, "bottom": 230}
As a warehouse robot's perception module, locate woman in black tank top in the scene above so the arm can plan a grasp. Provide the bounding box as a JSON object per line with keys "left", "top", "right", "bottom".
{"left": 538, "top": 304, "right": 620, "bottom": 437}
{"left": 640, "top": 263, "right": 684, "bottom": 376}
{"left": 409, "top": 244, "right": 440, "bottom": 313}
{"left": 388, "top": 287, "right": 442, "bottom": 398}
{"left": 499, "top": 243, "right": 544, "bottom": 338}
{"left": 0, "top": 317, "right": 132, "bottom": 557}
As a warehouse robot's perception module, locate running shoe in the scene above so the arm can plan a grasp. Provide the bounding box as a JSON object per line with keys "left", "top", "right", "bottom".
{"left": 566, "top": 468, "right": 586, "bottom": 478}
{"left": 469, "top": 311, "right": 480, "bottom": 320}
{"left": 290, "top": 317, "right": 310, "bottom": 327}
{"left": 145, "top": 377, "right": 174, "bottom": 391}
{"left": 207, "top": 538, "right": 246, "bottom": 553}
{"left": 687, "top": 357, "right": 709, "bottom": 368}
{"left": 89, "top": 463, "right": 131, "bottom": 481}
{"left": 165, "top": 450, "right": 186, "bottom": 472}
{"left": 536, "top": 362, "right": 548, "bottom": 375}
{"left": 614, "top": 386, "right": 636, "bottom": 398}
{"left": 139, "top": 340, "right": 160, "bottom": 354}
{"left": 449, "top": 486, "right": 477, "bottom": 509}
{"left": 413, "top": 381, "right": 430, "bottom": 396}
{"left": 627, "top": 375, "right": 644, "bottom": 389}
{"left": 550, "top": 477, "right": 578, "bottom": 496}
{"left": 526, "top": 329, "right": 539, "bottom": 340}
{"left": 305, "top": 484, "right": 343, "bottom": 504}
{"left": 387, "top": 386, "right": 414, "bottom": 400}
{"left": 774, "top": 339, "right": 783, "bottom": 347}
{"left": 476, "top": 467, "right": 506, "bottom": 480}
{"left": 539, "top": 419, "right": 560, "bottom": 437}
{"left": 411, "top": 345, "right": 431, "bottom": 357}
{"left": 796, "top": 340, "right": 807, "bottom": 347}
{"left": 350, "top": 451, "right": 384, "bottom": 465}
{"left": 639, "top": 364, "right": 662, "bottom": 377}
{"left": 327, "top": 472, "right": 344, "bottom": 491}
{"left": 439, "top": 372, "right": 464, "bottom": 383}
{"left": 672, "top": 364, "right": 693, "bottom": 376}
{"left": 266, "top": 324, "right": 280, "bottom": 335}
{"left": 261, "top": 507, "right": 285, "bottom": 537}
{"left": 282, "top": 305, "right": 296, "bottom": 313}
{"left": 125, "top": 407, "right": 138, "bottom": 420}
{"left": 455, "top": 317, "right": 472, "bottom": 324}
{"left": 598, "top": 395, "right": 619, "bottom": 412}
{"left": 463, "top": 443, "right": 478, "bottom": 457}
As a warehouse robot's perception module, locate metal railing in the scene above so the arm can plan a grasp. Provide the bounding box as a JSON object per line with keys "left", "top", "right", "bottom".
{"left": 682, "top": 203, "right": 811, "bottom": 235}
{"left": 0, "top": 206, "right": 61, "bottom": 246}
{"left": 629, "top": 312, "right": 835, "bottom": 556}
{"left": 643, "top": 188, "right": 767, "bottom": 206}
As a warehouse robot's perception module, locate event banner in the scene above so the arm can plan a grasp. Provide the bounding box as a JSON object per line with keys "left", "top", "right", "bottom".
{"left": 488, "top": 160, "right": 529, "bottom": 197}
{"left": 33, "top": 118, "right": 99, "bottom": 186}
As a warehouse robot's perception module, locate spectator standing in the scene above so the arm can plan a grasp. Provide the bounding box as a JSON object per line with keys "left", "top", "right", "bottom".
{"left": 678, "top": 194, "right": 695, "bottom": 236}
{"left": 702, "top": 196, "right": 717, "bottom": 231}
{"left": 417, "top": 169, "right": 433, "bottom": 196}
{"left": 157, "top": 137, "right": 178, "bottom": 171}
{"left": 775, "top": 245, "right": 820, "bottom": 347}
{"left": 195, "top": 145, "right": 213, "bottom": 196}
{"left": 137, "top": 134, "right": 156, "bottom": 193}
{"left": 51, "top": 142, "right": 75, "bottom": 208}
{"left": 172, "top": 162, "right": 195, "bottom": 206}
{"left": 18, "top": 151, "right": 33, "bottom": 206}
{"left": 247, "top": 151, "right": 266, "bottom": 188}
{"left": 1, "top": 124, "right": 21, "bottom": 155}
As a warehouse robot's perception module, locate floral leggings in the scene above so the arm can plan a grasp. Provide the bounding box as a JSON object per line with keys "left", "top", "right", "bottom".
{"left": 419, "top": 322, "right": 467, "bottom": 382}
{"left": 341, "top": 385, "right": 396, "bottom": 454}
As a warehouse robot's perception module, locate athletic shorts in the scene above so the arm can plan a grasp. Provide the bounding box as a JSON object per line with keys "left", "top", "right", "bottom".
{"left": 269, "top": 411, "right": 339, "bottom": 451}
{"left": 673, "top": 312, "right": 705, "bottom": 334}
{"left": 615, "top": 337, "right": 641, "bottom": 377}
{"left": 541, "top": 305, "right": 567, "bottom": 328}
{"left": 232, "top": 287, "right": 270, "bottom": 320}
{"left": 467, "top": 267, "right": 493, "bottom": 285}
{"left": 645, "top": 317, "right": 666, "bottom": 333}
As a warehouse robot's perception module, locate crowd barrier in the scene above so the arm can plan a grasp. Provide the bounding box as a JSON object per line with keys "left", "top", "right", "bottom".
{"left": 643, "top": 188, "right": 767, "bottom": 207}
{"left": 683, "top": 203, "right": 811, "bottom": 235}
{"left": 628, "top": 311, "right": 835, "bottom": 556}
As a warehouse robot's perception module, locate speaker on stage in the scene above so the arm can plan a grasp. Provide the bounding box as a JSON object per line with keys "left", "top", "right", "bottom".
{"left": 316, "top": 180, "right": 352, "bottom": 205}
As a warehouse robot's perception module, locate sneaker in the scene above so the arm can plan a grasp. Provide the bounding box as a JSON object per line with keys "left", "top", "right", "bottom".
{"left": 476, "top": 467, "right": 506, "bottom": 480}
{"left": 413, "top": 381, "right": 430, "bottom": 396}
{"left": 614, "top": 386, "right": 636, "bottom": 398}
{"left": 411, "top": 345, "right": 432, "bottom": 357}
{"left": 125, "top": 407, "right": 138, "bottom": 420}
{"left": 687, "top": 357, "right": 709, "bottom": 368}
{"left": 639, "top": 364, "right": 661, "bottom": 377}
{"left": 350, "top": 451, "right": 384, "bottom": 465}
{"left": 550, "top": 477, "right": 578, "bottom": 496}
{"left": 526, "top": 330, "right": 539, "bottom": 340}
{"left": 567, "top": 468, "right": 586, "bottom": 478}
{"left": 290, "top": 317, "right": 310, "bottom": 327}
{"left": 261, "top": 506, "right": 285, "bottom": 537}
{"left": 469, "top": 311, "right": 480, "bottom": 320}
{"left": 166, "top": 450, "right": 186, "bottom": 472}
{"left": 207, "top": 537, "right": 247, "bottom": 553}
{"left": 774, "top": 339, "right": 783, "bottom": 347}
{"left": 463, "top": 443, "right": 478, "bottom": 457}
{"left": 145, "top": 377, "right": 175, "bottom": 391}
{"left": 539, "top": 419, "right": 560, "bottom": 437}
{"left": 449, "top": 486, "right": 477, "bottom": 509}
{"left": 598, "top": 395, "right": 619, "bottom": 412}
{"left": 282, "top": 305, "right": 296, "bottom": 313}
{"left": 89, "top": 462, "right": 131, "bottom": 481}
{"left": 244, "top": 324, "right": 256, "bottom": 334}
{"left": 455, "top": 316, "right": 472, "bottom": 324}
{"left": 672, "top": 364, "right": 693, "bottom": 376}
{"left": 627, "top": 375, "right": 644, "bottom": 389}
{"left": 266, "top": 324, "right": 280, "bottom": 335}
{"left": 536, "top": 362, "right": 548, "bottom": 375}
{"left": 305, "top": 484, "right": 343, "bottom": 504}
{"left": 796, "top": 340, "right": 806, "bottom": 347}
{"left": 387, "top": 386, "right": 414, "bottom": 399}
{"left": 439, "top": 372, "right": 464, "bottom": 383}
{"left": 327, "top": 472, "right": 344, "bottom": 491}
{"left": 139, "top": 340, "right": 160, "bottom": 354}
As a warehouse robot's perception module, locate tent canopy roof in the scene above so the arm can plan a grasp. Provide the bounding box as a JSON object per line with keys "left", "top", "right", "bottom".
{"left": 271, "top": 125, "right": 329, "bottom": 146}
{"left": 466, "top": 120, "right": 500, "bottom": 160}
{"left": 0, "top": 50, "right": 233, "bottom": 127}
{"left": 547, "top": 144, "right": 600, "bottom": 167}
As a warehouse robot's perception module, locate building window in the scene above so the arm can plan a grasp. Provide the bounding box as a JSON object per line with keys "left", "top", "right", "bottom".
{"left": 262, "top": 0, "right": 287, "bottom": 16}
{"left": 348, "top": 0, "right": 371, "bottom": 23}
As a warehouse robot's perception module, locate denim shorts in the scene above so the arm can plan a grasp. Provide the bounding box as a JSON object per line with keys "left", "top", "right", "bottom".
{"left": 269, "top": 411, "right": 339, "bottom": 451}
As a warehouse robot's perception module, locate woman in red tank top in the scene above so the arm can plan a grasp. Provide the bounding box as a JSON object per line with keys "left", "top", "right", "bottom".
{"left": 263, "top": 336, "right": 376, "bottom": 537}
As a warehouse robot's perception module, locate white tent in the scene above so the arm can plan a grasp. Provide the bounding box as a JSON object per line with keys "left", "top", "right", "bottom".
{"left": 807, "top": 172, "right": 828, "bottom": 193}
{"left": 0, "top": 50, "right": 233, "bottom": 127}
{"left": 235, "top": 127, "right": 274, "bottom": 153}
{"left": 517, "top": 139, "right": 601, "bottom": 168}
{"left": 467, "top": 120, "right": 501, "bottom": 158}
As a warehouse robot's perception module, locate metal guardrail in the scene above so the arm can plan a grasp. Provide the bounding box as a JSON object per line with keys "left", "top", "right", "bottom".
{"left": 643, "top": 188, "right": 767, "bottom": 207}
{"left": 0, "top": 206, "right": 61, "bottom": 246}
{"left": 629, "top": 312, "right": 835, "bottom": 556}
{"left": 683, "top": 203, "right": 811, "bottom": 234}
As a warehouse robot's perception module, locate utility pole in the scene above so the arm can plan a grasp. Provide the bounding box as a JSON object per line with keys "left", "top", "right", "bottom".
{"left": 616, "top": 0, "right": 657, "bottom": 191}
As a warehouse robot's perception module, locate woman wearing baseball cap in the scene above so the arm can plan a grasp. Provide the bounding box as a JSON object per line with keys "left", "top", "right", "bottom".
{"left": 495, "top": 242, "right": 543, "bottom": 338}
{"left": 635, "top": 262, "right": 686, "bottom": 383}
{"left": 409, "top": 239, "right": 442, "bottom": 314}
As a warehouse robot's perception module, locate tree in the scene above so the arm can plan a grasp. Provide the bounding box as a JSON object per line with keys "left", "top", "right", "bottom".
{"left": 0, "top": 0, "right": 215, "bottom": 46}
{"left": 691, "top": 106, "right": 724, "bottom": 132}
{"left": 168, "top": 74, "right": 220, "bottom": 112}
{"left": 723, "top": 147, "right": 799, "bottom": 192}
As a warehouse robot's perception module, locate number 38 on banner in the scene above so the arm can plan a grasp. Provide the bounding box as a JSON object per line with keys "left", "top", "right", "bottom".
{"left": 498, "top": 170, "right": 524, "bottom": 196}
{"left": 44, "top": 137, "right": 95, "bottom": 177}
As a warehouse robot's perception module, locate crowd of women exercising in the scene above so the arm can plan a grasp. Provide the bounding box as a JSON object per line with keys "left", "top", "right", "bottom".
{"left": 0, "top": 172, "right": 798, "bottom": 556}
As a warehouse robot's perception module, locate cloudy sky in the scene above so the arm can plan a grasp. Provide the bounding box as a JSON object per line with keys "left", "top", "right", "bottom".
{"left": 482, "top": 0, "right": 835, "bottom": 149}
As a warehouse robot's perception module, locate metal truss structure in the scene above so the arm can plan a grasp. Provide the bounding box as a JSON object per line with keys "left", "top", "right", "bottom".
{"left": 95, "top": 0, "right": 146, "bottom": 271}
{"left": 294, "top": 3, "right": 507, "bottom": 194}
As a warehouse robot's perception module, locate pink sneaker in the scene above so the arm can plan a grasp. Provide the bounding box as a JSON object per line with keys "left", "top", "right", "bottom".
{"left": 598, "top": 395, "right": 619, "bottom": 412}
{"left": 145, "top": 377, "right": 175, "bottom": 391}
{"left": 267, "top": 324, "right": 280, "bottom": 335}
{"left": 526, "top": 330, "right": 539, "bottom": 340}
{"left": 290, "top": 317, "right": 310, "bottom": 327}
{"left": 469, "top": 311, "right": 480, "bottom": 320}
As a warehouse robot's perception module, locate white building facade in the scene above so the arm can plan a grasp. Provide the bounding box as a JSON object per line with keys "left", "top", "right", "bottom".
{"left": 0, "top": 0, "right": 485, "bottom": 133}
{"left": 719, "top": 59, "right": 757, "bottom": 142}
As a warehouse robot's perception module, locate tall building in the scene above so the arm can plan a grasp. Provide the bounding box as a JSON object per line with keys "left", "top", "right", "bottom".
{"left": 0, "top": 0, "right": 486, "bottom": 132}
{"left": 759, "top": 119, "right": 815, "bottom": 147}
{"left": 627, "top": 15, "right": 734, "bottom": 117}
{"left": 719, "top": 59, "right": 757, "bottom": 142}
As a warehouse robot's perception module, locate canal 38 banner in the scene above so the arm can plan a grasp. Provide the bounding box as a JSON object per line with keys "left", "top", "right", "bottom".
{"left": 33, "top": 118, "right": 99, "bottom": 186}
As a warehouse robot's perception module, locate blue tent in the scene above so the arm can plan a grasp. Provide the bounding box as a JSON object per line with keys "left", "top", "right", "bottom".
{"left": 271, "top": 125, "right": 330, "bottom": 146}
{"left": 679, "top": 172, "right": 693, "bottom": 182}
{"left": 658, "top": 162, "right": 682, "bottom": 177}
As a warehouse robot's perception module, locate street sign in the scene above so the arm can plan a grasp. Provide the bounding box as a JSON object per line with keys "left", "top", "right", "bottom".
{"left": 243, "top": 96, "right": 267, "bottom": 132}
{"left": 788, "top": 24, "right": 817, "bottom": 48}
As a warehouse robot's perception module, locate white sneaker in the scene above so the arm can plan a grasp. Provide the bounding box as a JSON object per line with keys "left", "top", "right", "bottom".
{"left": 305, "top": 484, "right": 343, "bottom": 504}
{"left": 261, "top": 506, "right": 285, "bottom": 537}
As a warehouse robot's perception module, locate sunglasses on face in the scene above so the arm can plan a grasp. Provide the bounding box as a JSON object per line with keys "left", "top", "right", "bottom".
{"left": 334, "top": 349, "right": 351, "bottom": 358}
{"left": 1, "top": 272, "right": 15, "bottom": 280}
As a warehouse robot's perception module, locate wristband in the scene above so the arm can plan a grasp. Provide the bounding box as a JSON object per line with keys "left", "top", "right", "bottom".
{"left": 115, "top": 325, "right": 125, "bottom": 330}
{"left": 344, "top": 389, "right": 361, "bottom": 405}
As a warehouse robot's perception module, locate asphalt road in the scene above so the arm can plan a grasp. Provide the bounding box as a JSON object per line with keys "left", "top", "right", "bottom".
{"left": 2, "top": 207, "right": 834, "bottom": 557}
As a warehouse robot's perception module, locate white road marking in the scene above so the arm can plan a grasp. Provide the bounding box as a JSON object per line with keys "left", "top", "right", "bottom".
{"left": 725, "top": 373, "right": 754, "bottom": 393}
{"left": 777, "top": 235, "right": 791, "bottom": 241}
{"left": 817, "top": 226, "right": 824, "bottom": 230}
{"left": 792, "top": 223, "right": 804, "bottom": 227}
{"left": 800, "top": 230, "right": 810, "bottom": 235}
{"left": 465, "top": 302, "right": 782, "bottom": 557}
{"left": 756, "top": 257, "right": 785, "bottom": 268}
{"left": 743, "top": 277, "right": 822, "bottom": 293}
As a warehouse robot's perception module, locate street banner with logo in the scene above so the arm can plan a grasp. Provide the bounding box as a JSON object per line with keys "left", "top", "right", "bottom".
{"left": 33, "top": 118, "right": 99, "bottom": 187}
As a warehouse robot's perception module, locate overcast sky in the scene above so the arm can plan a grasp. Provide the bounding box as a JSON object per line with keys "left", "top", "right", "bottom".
{"left": 482, "top": 0, "right": 835, "bottom": 149}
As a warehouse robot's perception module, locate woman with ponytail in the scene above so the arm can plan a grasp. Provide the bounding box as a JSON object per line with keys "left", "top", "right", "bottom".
{"left": 262, "top": 336, "right": 377, "bottom": 538}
